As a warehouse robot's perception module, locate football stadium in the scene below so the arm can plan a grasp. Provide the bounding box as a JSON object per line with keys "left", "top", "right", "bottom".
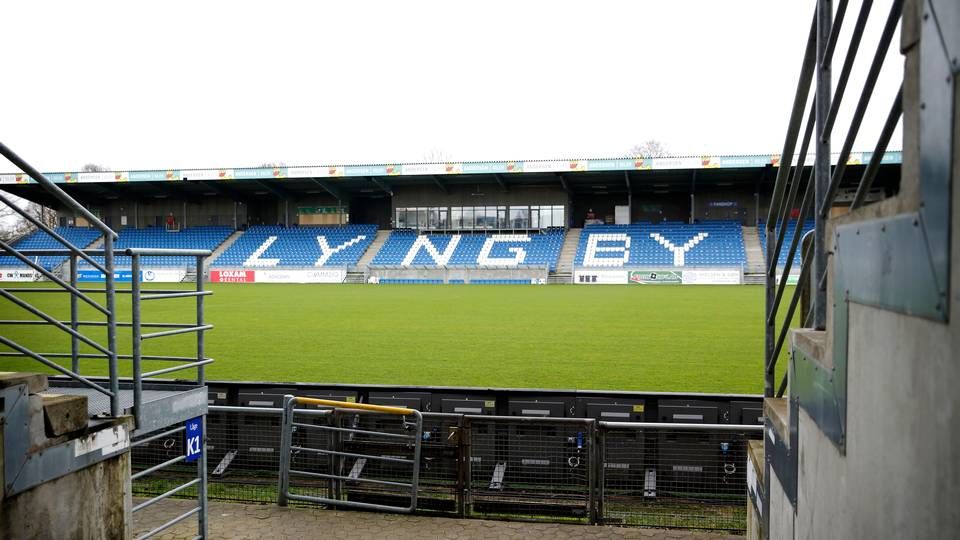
{"left": 2, "top": 1, "right": 958, "bottom": 539}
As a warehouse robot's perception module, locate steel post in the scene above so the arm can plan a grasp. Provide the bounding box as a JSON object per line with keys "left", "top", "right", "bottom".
{"left": 70, "top": 254, "right": 79, "bottom": 374}
{"left": 814, "top": 0, "right": 833, "bottom": 331}
{"left": 196, "top": 255, "right": 205, "bottom": 385}
{"left": 198, "top": 414, "right": 208, "bottom": 539}
{"left": 104, "top": 234, "right": 120, "bottom": 417}
{"left": 131, "top": 254, "right": 143, "bottom": 428}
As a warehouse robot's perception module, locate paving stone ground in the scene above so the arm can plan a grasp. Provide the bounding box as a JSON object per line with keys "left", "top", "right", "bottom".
{"left": 132, "top": 499, "right": 743, "bottom": 539}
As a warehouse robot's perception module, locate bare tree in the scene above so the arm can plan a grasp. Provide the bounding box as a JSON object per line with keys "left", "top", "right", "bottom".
{"left": 628, "top": 139, "right": 670, "bottom": 159}
{"left": 1, "top": 196, "right": 57, "bottom": 243}
{"left": 257, "top": 162, "right": 287, "bottom": 168}
{"left": 81, "top": 163, "right": 109, "bottom": 172}
{"left": 422, "top": 149, "right": 450, "bottom": 163}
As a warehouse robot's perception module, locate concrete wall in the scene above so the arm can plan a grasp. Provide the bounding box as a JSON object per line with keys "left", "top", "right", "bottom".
{"left": 0, "top": 452, "right": 133, "bottom": 540}
{"left": 369, "top": 266, "right": 548, "bottom": 283}
{"left": 768, "top": 1, "right": 960, "bottom": 537}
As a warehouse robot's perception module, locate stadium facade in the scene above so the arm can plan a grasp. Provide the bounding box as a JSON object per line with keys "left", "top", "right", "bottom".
{"left": 1, "top": 152, "right": 900, "bottom": 285}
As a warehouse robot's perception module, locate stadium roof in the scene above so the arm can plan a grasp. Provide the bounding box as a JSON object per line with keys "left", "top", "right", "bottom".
{"left": 1, "top": 151, "right": 902, "bottom": 205}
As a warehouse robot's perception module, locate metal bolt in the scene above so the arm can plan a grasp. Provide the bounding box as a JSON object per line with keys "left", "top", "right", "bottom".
{"left": 920, "top": 103, "right": 926, "bottom": 110}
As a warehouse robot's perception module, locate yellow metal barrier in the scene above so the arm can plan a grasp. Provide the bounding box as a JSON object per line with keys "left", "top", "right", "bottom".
{"left": 293, "top": 396, "right": 414, "bottom": 416}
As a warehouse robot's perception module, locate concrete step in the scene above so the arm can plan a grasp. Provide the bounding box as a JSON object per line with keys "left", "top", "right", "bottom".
{"left": 205, "top": 229, "right": 245, "bottom": 269}
{"left": 356, "top": 230, "right": 391, "bottom": 270}
{"left": 743, "top": 273, "right": 766, "bottom": 285}
{"left": 556, "top": 228, "right": 582, "bottom": 274}
{"left": 548, "top": 272, "right": 572, "bottom": 284}
{"left": 343, "top": 271, "right": 366, "bottom": 284}
{"left": 791, "top": 328, "right": 828, "bottom": 367}
{"left": 40, "top": 393, "right": 88, "bottom": 437}
{"left": 764, "top": 397, "right": 789, "bottom": 445}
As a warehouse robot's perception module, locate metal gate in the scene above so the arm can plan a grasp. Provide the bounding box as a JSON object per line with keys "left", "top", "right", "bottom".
{"left": 277, "top": 395, "right": 423, "bottom": 513}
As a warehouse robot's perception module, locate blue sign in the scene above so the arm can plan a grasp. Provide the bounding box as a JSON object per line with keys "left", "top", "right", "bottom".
{"left": 77, "top": 269, "right": 138, "bottom": 283}
{"left": 185, "top": 416, "right": 203, "bottom": 462}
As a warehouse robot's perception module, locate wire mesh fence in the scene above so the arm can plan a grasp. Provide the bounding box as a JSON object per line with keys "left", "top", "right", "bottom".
{"left": 130, "top": 406, "right": 758, "bottom": 533}
{"left": 599, "top": 424, "right": 759, "bottom": 533}
{"left": 465, "top": 417, "right": 594, "bottom": 523}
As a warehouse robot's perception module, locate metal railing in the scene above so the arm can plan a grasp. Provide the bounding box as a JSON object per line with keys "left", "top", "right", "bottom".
{"left": 131, "top": 404, "right": 762, "bottom": 533}
{"left": 764, "top": 0, "right": 903, "bottom": 398}
{"left": 277, "top": 396, "right": 424, "bottom": 514}
{"left": 131, "top": 420, "right": 208, "bottom": 540}
{"left": 0, "top": 141, "right": 122, "bottom": 415}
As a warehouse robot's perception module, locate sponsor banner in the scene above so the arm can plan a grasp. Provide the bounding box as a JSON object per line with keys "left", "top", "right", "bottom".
{"left": 681, "top": 269, "right": 741, "bottom": 285}
{"left": 233, "top": 167, "right": 286, "bottom": 179}
{"left": 574, "top": 270, "right": 627, "bottom": 285}
{"left": 209, "top": 269, "right": 255, "bottom": 283}
{"left": 16, "top": 151, "right": 903, "bottom": 185}
{"left": 521, "top": 160, "right": 584, "bottom": 173}
{"left": 400, "top": 163, "right": 448, "bottom": 176}
{"left": 628, "top": 270, "right": 682, "bottom": 284}
{"left": 775, "top": 273, "right": 800, "bottom": 286}
{"left": 76, "top": 269, "right": 185, "bottom": 283}
{"left": 181, "top": 169, "right": 234, "bottom": 181}
{"left": 254, "top": 268, "right": 346, "bottom": 284}
{"left": 287, "top": 166, "right": 344, "bottom": 178}
{"left": 0, "top": 268, "right": 38, "bottom": 281}
{"left": 142, "top": 269, "right": 187, "bottom": 282}
{"left": 129, "top": 170, "right": 180, "bottom": 181}
{"left": 587, "top": 158, "right": 633, "bottom": 171}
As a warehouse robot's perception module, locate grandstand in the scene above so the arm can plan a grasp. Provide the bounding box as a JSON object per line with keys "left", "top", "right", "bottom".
{"left": 77, "top": 226, "right": 233, "bottom": 268}
{"left": 575, "top": 221, "right": 746, "bottom": 268}
{"left": 0, "top": 226, "right": 101, "bottom": 270}
{"left": 758, "top": 219, "right": 814, "bottom": 267}
{"left": 213, "top": 224, "right": 377, "bottom": 267}
{"left": 371, "top": 229, "right": 565, "bottom": 270}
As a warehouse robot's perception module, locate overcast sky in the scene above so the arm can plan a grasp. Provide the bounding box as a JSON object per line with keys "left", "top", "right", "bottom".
{"left": 1, "top": 0, "right": 903, "bottom": 173}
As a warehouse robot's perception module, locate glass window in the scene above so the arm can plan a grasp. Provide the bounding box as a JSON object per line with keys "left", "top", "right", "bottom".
{"left": 510, "top": 207, "right": 529, "bottom": 229}
{"left": 439, "top": 208, "right": 449, "bottom": 230}
{"left": 498, "top": 207, "right": 507, "bottom": 229}
{"left": 396, "top": 208, "right": 407, "bottom": 228}
{"left": 554, "top": 205, "right": 565, "bottom": 228}
{"left": 452, "top": 207, "right": 462, "bottom": 228}
{"left": 418, "top": 208, "right": 428, "bottom": 230}
{"left": 428, "top": 208, "right": 440, "bottom": 230}
{"left": 462, "top": 207, "right": 475, "bottom": 229}
{"left": 530, "top": 207, "right": 540, "bottom": 229}
{"left": 406, "top": 208, "right": 418, "bottom": 229}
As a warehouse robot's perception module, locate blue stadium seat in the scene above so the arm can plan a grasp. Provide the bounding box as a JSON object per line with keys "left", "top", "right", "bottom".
{"left": 573, "top": 221, "right": 746, "bottom": 267}
{"left": 212, "top": 225, "right": 376, "bottom": 267}
{"left": 757, "top": 220, "right": 814, "bottom": 267}
{"left": 79, "top": 226, "right": 233, "bottom": 268}
{"left": 0, "top": 227, "right": 102, "bottom": 271}
{"left": 370, "top": 230, "right": 565, "bottom": 271}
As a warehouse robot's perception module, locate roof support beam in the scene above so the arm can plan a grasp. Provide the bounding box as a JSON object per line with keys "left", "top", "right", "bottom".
{"left": 624, "top": 171, "right": 632, "bottom": 197}
{"left": 200, "top": 180, "right": 243, "bottom": 201}
{"left": 309, "top": 178, "right": 347, "bottom": 201}
{"left": 430, "top": 175, "right": 448, "bottom": 194}
{"left": 493, "top": 173, "right": 509, "bottom": 192}
{"left": 557, "top": 173, "right": 573, "bottom": 196}
{"left": 369, "top": 177, "right": 394, "bottom": 197}
{"left": 254, "top": 179, "right": 290, "bottom": 199}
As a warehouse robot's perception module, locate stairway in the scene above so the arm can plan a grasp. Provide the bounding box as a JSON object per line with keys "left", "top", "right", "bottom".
{"left": 355, "top": 229, "right": 390, "bottom": 270}
{"left": 53, "top": 235, "right": 104, "bottom": 278}
{"left": 343, "top": 271, "right": 366, "bottom": 284}
{"left": 548, "top": 228, "right": 581, "bottom": 285}
{"left": 204, "top": 229, "right": 245, "bottom": 270}
{"left": 741, "top": 226, "right": 765, "bottom": 284}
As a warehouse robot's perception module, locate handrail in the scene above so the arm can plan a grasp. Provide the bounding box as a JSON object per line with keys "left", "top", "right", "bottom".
{"left": 763, "top": 0, "right": 903, "bottom": 398}
{"left": 293, "top": 396, "right": 415, "bottom": 415}
{"left": 0, "top": 142, "right": 116, "bottom": 237}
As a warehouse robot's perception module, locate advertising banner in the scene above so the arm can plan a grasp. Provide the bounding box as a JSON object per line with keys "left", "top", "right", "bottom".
{"left": 208, "top": 269, "right": 346, "bottom": 283}
{"left": 680, "top": 269, "right": 742, "bottom": 285}
{"left": 0, "top": 268, "right": 38, "bottom": 282}
{"left": 76, "top": 269, "right": 187, "bottom": 283}
{"left": 628, "top": 270, "right": 683, "bottom": 284}
{"left": 209, "top": 270, "right": 255, "bottom": 283}
{"left": 254, "top": 268, "right": 346, "bottom": 283}
{"left": 573, "top": 270, "right": 628, "bottom": 284}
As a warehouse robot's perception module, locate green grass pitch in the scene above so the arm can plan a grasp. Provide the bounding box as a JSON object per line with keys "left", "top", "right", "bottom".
{"left": 1, "top": 283, "right": 791, "bottom": 394}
